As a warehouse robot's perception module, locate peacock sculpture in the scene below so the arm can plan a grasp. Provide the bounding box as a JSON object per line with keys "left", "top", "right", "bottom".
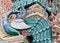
{"left": 0, "top": 0, "right": 57, "bottom": 43}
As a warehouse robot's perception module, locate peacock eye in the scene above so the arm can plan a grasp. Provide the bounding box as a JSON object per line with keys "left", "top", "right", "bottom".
{"left": 9, "top": 15, "right": 13, "bottom": 19}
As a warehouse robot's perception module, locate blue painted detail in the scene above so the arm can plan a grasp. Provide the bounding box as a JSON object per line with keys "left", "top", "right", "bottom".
{"left": 45, "top": 3, "right": 56, "bottom": 13}
{"left": 16, "top": 7, "right": 27, "bottom": 19}
{"left": 3, "top": 12, "right": 20, "bottom": 36}
{"left": 12, "top": 0, "right": 60, "bottom": 14}
{"left": 25, "top": 18, "right": 52, "bottom": 43}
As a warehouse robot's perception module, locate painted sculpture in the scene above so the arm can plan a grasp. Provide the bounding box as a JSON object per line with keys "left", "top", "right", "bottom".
{"left": 16, "top": 7, "right": 28, "bottom": 19}
{"left": 3, "top": 12, "right": 20, "bottom": 35}
{"left": 25, "top": 3, "right": 44, "bottom": 19}
{"left": 0, "top": 0, "right": 60, "bottom": 43}
{"left": 3, "top": 12, "right": 31, "bottom": 36}
{"left": 11, "top": 19, "right": 31, "bottom": 29}
{"left": 12, "top": 0, "right": 58, "bottom": 14}
{"left": 0, "top": 0, "right": 59, "bottom": 14}
{"left": 25, "top": 17, "right": 52, "bottom": 43}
